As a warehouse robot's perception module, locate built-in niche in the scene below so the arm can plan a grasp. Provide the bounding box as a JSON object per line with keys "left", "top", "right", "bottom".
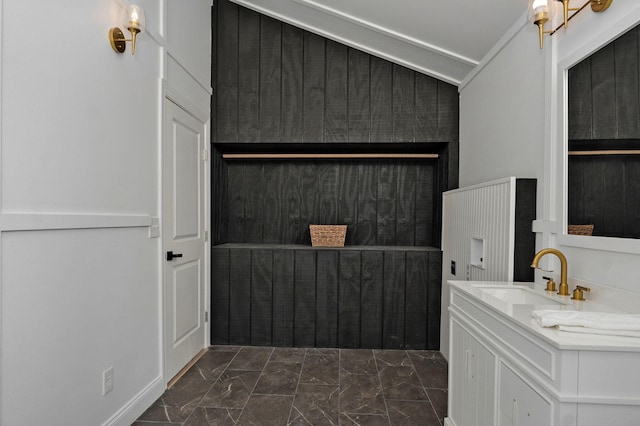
{"left": 210, "top": 0, "right": 459, "bottom": 349}
{"left": 210, "top": 143, "right": 449, "bottom": 349}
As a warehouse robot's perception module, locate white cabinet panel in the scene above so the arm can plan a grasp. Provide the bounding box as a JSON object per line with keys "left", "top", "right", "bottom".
{"left": 498, "top": 363, "right": 551, "bottom": 426}
{"left": 449, "top": 320, "right": 496, "bottom": 426}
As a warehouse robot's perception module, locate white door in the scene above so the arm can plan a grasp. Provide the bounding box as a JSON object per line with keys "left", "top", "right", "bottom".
{"left": 163, "top": 99, "right": 207, "bottom": 382}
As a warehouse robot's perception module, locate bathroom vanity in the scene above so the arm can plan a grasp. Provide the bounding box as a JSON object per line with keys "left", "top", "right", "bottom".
{"left": 446, "top": 280, "right": 640, "bottom": 426}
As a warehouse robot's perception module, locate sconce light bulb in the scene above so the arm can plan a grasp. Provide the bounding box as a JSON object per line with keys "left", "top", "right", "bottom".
{"left": 126, "top": 5, "right": 145, "bottom": 32}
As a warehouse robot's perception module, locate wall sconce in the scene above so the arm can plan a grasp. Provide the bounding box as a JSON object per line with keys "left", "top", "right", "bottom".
{"left": 529, "top": 0, "right": 614, "bottom": 49}
{"left": 528, "top": 0, "right": 557, "bottom": 49}
{"left": 109, "top": 4, "right": 146, "bottom": 55}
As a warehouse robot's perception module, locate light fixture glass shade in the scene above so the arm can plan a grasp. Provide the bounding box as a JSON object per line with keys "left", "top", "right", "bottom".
{"left": 125, "top": 4, "right": 145, "bottom": 32}
{"left": 528, "top": 0, "right": 556, "bottom": 24}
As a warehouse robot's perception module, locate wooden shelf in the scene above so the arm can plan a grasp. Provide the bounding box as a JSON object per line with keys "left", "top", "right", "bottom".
{"left": 222, "top": 153, "right": 438, "bottom": 159}
{"left": 213, "top": 243, "right": 440, "bottom": 252}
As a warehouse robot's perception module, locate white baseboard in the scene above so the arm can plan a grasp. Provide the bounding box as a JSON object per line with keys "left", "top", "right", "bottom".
{"left": 444, "top": 417, "right": 455, "bottom": 426}
{"left": 101, "top": 375, "right": 166, "bottom": 426}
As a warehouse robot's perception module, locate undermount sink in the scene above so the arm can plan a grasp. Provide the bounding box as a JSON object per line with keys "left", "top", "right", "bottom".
{"left": 475, "top": 285, "right": 568, "bottom": 306}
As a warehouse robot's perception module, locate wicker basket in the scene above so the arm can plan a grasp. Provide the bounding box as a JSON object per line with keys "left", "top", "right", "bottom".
{"left": 568, "top": 224, "right": 594, "bottom": 236}
{"left": 309, "top": 225, "right": 347, "bottom": 247}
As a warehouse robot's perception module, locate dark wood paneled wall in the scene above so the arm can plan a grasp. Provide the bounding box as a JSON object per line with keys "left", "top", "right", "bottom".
{"left": 568, "top": 23, "right": 640, "bottom": 238}
{"left": 211, "top": 1, "right": 452, "bottom": 349}
{"left": 211, "top": 245, "right": 442, "bottom": 350}
{"left": 568, "top": 24, "right": 640, "bottom": 140}
{"left": 219, "top": 159, "right": 438, "bottom": 246}
{"left": 212, "top": 0, "right": 459, "bottom": 147}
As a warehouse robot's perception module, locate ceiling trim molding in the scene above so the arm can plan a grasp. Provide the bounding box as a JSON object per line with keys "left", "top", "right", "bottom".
{"left": 294, "top": 0, "right": 478, "bottom": 67}
{"left": 229, "top": 0, "right": 471, "bottom": 85}
{"left": 459, "top": 11, "right": 529, "bottom": 90}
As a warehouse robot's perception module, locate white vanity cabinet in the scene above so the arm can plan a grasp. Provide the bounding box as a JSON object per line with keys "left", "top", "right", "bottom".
{"left": 446, "top": 280, "right": 640, "bottom": 426}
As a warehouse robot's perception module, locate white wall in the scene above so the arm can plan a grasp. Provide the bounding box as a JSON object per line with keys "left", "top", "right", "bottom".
{"left": 457, "top": 0, "right": 640, "bottom": 330}
{"left": 0, "top": 1, "right": 211, "bottom": 425}
{"left": 459, "top": 19, "right": 546, "bottom": 189}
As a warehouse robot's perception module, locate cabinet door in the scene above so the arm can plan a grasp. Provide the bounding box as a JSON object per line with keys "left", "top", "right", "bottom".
{"left": 498, "top": 363, "right": 551, "bottom": 426}
{"left": 450, "top": 320, "right": 496, "bottom": 426}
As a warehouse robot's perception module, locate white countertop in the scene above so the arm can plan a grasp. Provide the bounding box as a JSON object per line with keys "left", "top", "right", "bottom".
{"left": 448, "top": 280, "right": 640, "bottom": 351}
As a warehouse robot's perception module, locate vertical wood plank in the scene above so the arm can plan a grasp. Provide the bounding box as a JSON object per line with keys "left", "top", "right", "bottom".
{"left": 325, "top": 41, "right": 349, "bottom": 143}
{"left": 437, "top": 81, "right": 459, "bottom": 143}
{"left": 582, "top": 158, "right": 606, "bottom": 229}
{"left": 316, "top": 250, "right": 339, "bottom": 347}
{"left": 303, "top": 33, "right": 325, "bottom": 142}
{"left": 396, "top": 162, "right": 417, "bottom": 245}
{"left": 415, "top": 74, "right": 439, "bottom": 142}
{"left": 377, "top": 163, "right": 397, "bottom": 245}
{"left": 602, "top": 157, "right": 625, "bottom": 237}
{"left": 273, "top": 249, "right": 295, "bottom": 346}
{"left": 282, "top": 163, "right": 303, "bottom": 244}
{"left": 383, "top": 251, "right": 405, "bottom": 349}
{"left": 244, "top": 163, "right": 265, "bottom": 242}
{"left": 338, "top": 162, "right": 359, "bottom": 245}
{"left": 251, "top": 249, "right": 273, "bottom": 345}
{"left": 338, "top": 251, "right": 361, "bottom": 348}
{"left": 567, "top": 157, "right": 585, "bottom": 226}
{"left": 426, "top": 251, "right": 442, "bottom": 349}
{"left": 357, "top": 162, "right": 378, "bottom": 245}
{"left": 360, "top": 251, "right": 383, "bottom": 348}
{"left": 405, "top": 252, "right": 427, "bottom": 350}
{"left": 568, "top": 59, "right": 593, "bottom": 140}
{"left": 415, "top": 162, "right": 435, "bottom": 246}
{"left": 237, "top": 7, "right": 260, "bottom": 142}
{"left": 370, "top": 57, "right": 393, "bottom": 142}
{"left": 282, "top": 24, "right": 304, "bottom": 142}
{"left": 226, "top": 163, "right": 246, "bottom": 242}
{"left": 301, "top": 163, "right": 320, "bottom": 244}
{"left": 212, "top": 147, "right": 227, "bottom": 244}
{"left": 513, "top": 179, "right": 537, "bottom": 282}
{"left": 263, "top": 163, "right": 284, "bottom": 243}
{"left": 614, "top": 29, "right": 640, "bottom": 138}
{"left": 348, "top": 48, "right": 371, "bottom": 142}
{"left": 216, "top": 0, "right": 239, "bottom": 142}
{"left": 211, "top": 247, "right": 230, "bottom": 344}
{"left": 294, "top": 250, "right": 316, "bottom": 347}
{"left": 318, "top": 162, "right": 339, "bottom": 224}
{"left": 392, "top": 65, "right": 415, "bottom": 142}
{"left": 260, "top": 15, "right": 282, "bottom": 142}
{"left": 591, "top": 44, "right": 617, "bottom": 139}
{"left": 229, "top": 248, "right": 252, "bottom": 345}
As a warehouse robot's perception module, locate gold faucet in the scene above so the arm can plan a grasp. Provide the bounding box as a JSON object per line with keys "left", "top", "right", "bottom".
{"left": 531, "top": 248, "right": 570, "bottom": 296}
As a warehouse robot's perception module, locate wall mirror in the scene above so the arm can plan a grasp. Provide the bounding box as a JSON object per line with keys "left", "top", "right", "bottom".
{"left": 567, "top": 21, "right": 640, "bottom": 239}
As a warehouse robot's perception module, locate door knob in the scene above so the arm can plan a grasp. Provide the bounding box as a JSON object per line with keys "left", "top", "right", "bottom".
{"left": 166, "top": 251, "right": 183, "bottom": 261}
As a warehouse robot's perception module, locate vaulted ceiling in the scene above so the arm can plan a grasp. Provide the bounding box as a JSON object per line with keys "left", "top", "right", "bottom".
{"left": 229, "top": 0, "right": 528, "bottom": 86}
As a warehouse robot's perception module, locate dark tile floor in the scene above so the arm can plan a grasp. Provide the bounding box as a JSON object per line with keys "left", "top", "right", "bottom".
{"left": 134, "top": 346, "right": 448, "bottom": 426}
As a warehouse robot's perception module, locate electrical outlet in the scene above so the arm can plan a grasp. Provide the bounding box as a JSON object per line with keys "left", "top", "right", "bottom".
{"left": 103, "top": 367, "right": 114, "bottom": 395}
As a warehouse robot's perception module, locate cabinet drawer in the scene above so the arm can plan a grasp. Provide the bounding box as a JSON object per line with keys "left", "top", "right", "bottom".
{"left": 499, "top": 362, "right": 551, "bottom": 426}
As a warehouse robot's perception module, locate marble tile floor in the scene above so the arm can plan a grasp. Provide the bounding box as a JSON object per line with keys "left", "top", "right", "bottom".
{"left": 134, "top": 345, "right": 448, "bottom": 426}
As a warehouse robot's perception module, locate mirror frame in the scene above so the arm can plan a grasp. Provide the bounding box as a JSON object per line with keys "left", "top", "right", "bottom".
{"left": 555, "top": 5, "right": 640, "bottom": 254}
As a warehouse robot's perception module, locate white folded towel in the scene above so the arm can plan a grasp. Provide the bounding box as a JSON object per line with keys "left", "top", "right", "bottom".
{"left": 532, "top": 310, "right": 640, "bottom": 338}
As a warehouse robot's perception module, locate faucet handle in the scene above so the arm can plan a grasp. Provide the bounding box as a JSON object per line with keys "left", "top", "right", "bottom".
{"left": 571, "top": 285, "right": 591, "bottom": 301}
{"left": 543, "top": 276, "right": 557, "bottom": 292}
